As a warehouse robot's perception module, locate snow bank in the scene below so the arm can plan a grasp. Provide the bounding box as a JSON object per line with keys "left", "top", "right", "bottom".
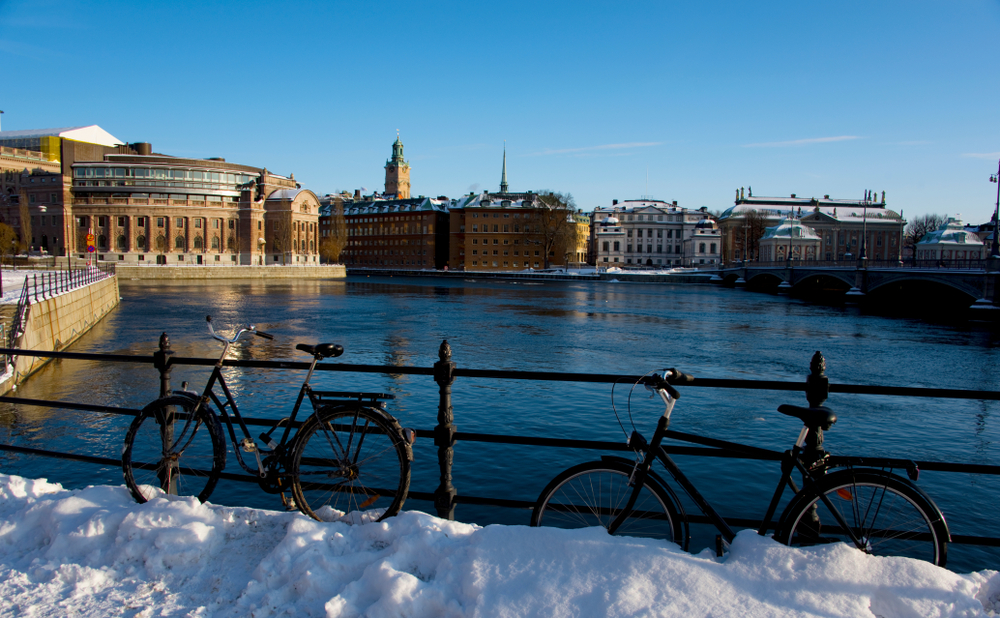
{"left": 0, "top": 473, "right": 997, "bottom": 617}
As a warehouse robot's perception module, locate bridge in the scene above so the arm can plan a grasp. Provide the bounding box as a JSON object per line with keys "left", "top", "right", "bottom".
{"left": 713, "top": 258, "right": 1000, "bottom": 316}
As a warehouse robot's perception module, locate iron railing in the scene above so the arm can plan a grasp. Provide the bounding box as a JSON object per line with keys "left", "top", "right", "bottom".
{"left": 0, "top": 342, "right": 998, "bottom": 551}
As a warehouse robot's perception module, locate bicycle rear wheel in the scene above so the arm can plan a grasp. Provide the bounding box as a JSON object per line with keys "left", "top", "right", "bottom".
{"left": 775, "top": 469, "right": 948, "bottom": 566}
{"left": 290, "top": 406, "right": 411, "bottom": 523}
{"left": 531, "top": 460, "right": 684, "bottom": 546}
{"left": 122, "top": 396, "right": 226, "bottom": 504}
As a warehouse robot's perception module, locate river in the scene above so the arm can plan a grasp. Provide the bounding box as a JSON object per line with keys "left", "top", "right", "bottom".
{"left": 1, "top": 275, "right": 998, "bottom": 571}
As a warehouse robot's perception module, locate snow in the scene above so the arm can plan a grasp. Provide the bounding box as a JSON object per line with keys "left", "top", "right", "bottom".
{"left": 0, "top": 474, "right": 997, "bottom": 617}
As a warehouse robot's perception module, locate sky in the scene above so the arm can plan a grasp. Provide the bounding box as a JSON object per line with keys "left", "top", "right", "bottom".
{"left": 1, "top": 0, "right": 999, "bottom": 222}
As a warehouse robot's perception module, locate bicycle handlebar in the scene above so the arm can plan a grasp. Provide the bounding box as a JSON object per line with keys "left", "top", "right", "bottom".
{"left": 206, "top": 315, "right": 274, "bottom": 343}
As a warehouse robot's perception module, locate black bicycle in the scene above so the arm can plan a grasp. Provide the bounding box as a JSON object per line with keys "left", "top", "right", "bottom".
{"left": 531, "top": 368, "right": 950, "bottom": 566}
{"left": 121, "top": 316, "right": 414, "bottom": 522}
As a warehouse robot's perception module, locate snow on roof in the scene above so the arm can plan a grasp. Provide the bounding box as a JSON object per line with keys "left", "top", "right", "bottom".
{"left": 916, "top": 216, "right": 984, "bottom": 246}
{"left": 266, "top": 188, "right": 307, "bottom": 201}
{"left": 0, "top": 125, "right": 123, "bottom": 147}
{"left": 719, "top": 202, "right": 903, "bottom": 223}
{"left": 0, "top": 472, "right": 994, "bottom": 617}
{"left": 761, "top": 217, "right": 822, "bottom": 241}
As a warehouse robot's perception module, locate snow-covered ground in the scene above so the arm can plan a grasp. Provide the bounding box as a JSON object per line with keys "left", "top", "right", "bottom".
{"left": 0, "top": 270, "right": 36, "bottom": 304}
{"left": 0, "top": 474, "right": 997, "bottom": 617}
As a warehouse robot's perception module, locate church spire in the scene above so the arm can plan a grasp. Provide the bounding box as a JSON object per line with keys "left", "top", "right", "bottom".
{"left": 499, "top": 143, "right": 509, "bottom": 193}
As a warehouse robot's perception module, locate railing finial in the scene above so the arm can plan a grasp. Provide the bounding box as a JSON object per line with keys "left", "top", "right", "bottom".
{"left": 439, "top": 339, "right": 452, "bottom": 363}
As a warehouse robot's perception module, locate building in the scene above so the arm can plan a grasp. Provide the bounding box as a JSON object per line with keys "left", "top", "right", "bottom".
{"left": 0, "top": 125, "right": 319, "bottom": 265}
{"left": 717, "top": 190, "right": 905, "bottom": 264}
{"left": 914, "top": 216, "right": 985, "bottom": 263}
{"left": 329, "top": 194, "right": 450, "bottom": 270}
{"left": 591, "top": 199, "right": 720, "bottom": 267}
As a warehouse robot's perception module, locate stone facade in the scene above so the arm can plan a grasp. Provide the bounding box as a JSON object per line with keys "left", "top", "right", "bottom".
{"left": 591, "top": 200, "right": 720, "bottom": 267}
{"left": 718, "top": 192, "right": 905, "bottom": 264}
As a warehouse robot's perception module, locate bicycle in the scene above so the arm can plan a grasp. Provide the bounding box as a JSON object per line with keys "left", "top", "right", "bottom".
{"left": 530, "top": 367, "right": 950, "bottom": 566}
{"left": 121, "top": 316, "right": 414, "bottom": 523}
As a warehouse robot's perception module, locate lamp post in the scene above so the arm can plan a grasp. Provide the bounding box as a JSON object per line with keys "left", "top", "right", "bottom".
{"left": 989, "top": 158, "right": 1000, "bottom": 259}
{"left": 859, "top": 190, "right": 870, "bottom": 266}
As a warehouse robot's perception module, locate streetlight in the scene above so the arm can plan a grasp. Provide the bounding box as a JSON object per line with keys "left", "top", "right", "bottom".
{"left": 859, "top": 190, "right": 870, "bottom": 266}
{"left": 989, "top": 159, "right": 1000, "bottom": 259}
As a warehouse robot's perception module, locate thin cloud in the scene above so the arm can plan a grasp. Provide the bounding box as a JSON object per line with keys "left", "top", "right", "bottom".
{"left": 962, "top": 152, "right": 1000, "bottom": 159}
{"left": 742, "top": 136, "right": 862, "bottom": 148}
{"left": 525, "top": 142, "right": 662, "bottom": 156}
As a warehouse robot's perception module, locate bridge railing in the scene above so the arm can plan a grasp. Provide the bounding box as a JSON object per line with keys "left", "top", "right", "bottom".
{"left": 0, "top": 343, "right": 998, "bottom": 557}
{"left": 722, "top": 258, "right": 987, "bottom": 270}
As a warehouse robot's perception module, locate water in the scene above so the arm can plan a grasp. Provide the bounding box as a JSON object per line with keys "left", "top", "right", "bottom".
{"left": 1, "top": 275, "right": 998, "bottom": 571}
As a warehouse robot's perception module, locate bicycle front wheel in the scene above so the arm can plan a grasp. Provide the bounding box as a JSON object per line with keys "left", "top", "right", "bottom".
{"left": 775, "top": 469, "right": 948, "bottom": 566}
{"left": 290, "top": 406, "right": 411, "bottom": 523}
{"left": 122, "top": 396, "right": 226, "bottom": 504}
{"left": 531, "top": 460, "right": 684, "bottom": 546}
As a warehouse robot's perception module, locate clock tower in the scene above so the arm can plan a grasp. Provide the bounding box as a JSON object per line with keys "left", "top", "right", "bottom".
{"left": 384, "top": 134, "right": 411, "bottom": 198}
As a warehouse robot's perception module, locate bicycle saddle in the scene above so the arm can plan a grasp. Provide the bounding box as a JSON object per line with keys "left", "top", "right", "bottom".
{"left": 296, "top": 343, "right": 344, "bottom": 358}
{"left": 777, "top": 404, "right": 837, "bottom": 430}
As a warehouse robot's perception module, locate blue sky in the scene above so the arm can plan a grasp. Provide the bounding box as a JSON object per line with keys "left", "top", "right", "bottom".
{"left": 1, "top": 0, "right": 998, "bottom": 221}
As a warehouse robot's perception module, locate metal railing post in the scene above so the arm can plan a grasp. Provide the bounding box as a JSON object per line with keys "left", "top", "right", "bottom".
{"left": 153, "top": 332, "right": 174, "bottom": 398}
{"left": 433, "top": 339, "right": 457, "bottom": 519}
{"left": 152, "top": 332, "right": 177, "bottom": 493}
{"left": 803, "top": 351, "right": 830, "bottom": 464}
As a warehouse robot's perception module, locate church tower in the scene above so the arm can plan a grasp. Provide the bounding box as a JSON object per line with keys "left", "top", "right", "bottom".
{"left": 384, "top": 133, "right": 411, "bottom": 198}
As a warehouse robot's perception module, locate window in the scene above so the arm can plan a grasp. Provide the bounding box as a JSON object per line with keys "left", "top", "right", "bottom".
{"left": 711, "top": 243, "right": 717, "bottom": 253}
{"left": 176, "top": 218, "right": 184, "bottom": 228}
{"left": 29, "top": 194, "right": 36, "bottom": 204}
{"left": 116, "top": 235, "right": 127, "bottom": 251}
{"left": 211, "top": 236, "right": 220, "bottom": 249}
{"left": 98, "top": 216, "right": 107, "bottom": 227}
{"left": 627, "top": 245, "right": 632, "bottom": 253}
{"left": 195, "top": 219, "right": 202, "bottom": 229}
{"left": 117, "top": 217, "right": 126, "bottom": 227}
{"left": 699, "top": 243, "right": 706, "bottom": 253}
{"left": 602, "top": 241, "right": 609, "bottom": 251}
{"left": 613, "top": 241, "right": 620, "bottom": 251}
{"left": 136, "top": 235, "right": 146, "bottom": 250}
{"left": 657, "top": 230, "right": 662, "bottom": 238}
{"left": 137, "top": 217, "right": 146, "bottom": 227}
{"left": 157, "top": 218, "right": 165, "bottom": 228}
{"left": 176, "top": 236, "right": 185, "bottom": 249}
{"left": 472, "top": 225, "right": 478, "bottom": 232}
{"left": 667, "top": 230, "right": 673, "bottom": 239}
{"left": 228, "top": 220, "right": 235, "bottom": 230}
{"left": 627, "top": 230, "right": 633, "bottom": 238}
{"left": 214, "top": 220, "right": 220, "bottom": 229}
{"left": 472, "top": 239, "right": 478, "bottom": 245}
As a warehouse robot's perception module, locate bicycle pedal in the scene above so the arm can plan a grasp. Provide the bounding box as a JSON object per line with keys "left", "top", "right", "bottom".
{"left": 240, "top": 438, "right": 258, "bottom": 453}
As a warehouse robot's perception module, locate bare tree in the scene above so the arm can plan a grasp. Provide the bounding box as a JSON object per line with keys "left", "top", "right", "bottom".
{"left": 319, "top": 197, "right": 348, "bottom": 263}
{"left": 533, "top": 191, "right": 577, "bottom": 269}
{"left": 905, "top": 214, "right": 945, "bottom": 247}
{"left": 17, "top": 188, "right": 31, "bottom": 254}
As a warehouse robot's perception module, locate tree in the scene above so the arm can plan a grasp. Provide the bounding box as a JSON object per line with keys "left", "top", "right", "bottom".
{"left": 0, "top": 222, "right": 17, "bottom": 267}
{"left": 727, "top": 209, "right": 769, "bottom": 262}
{"left": 533, "top": 191, "right": 577, "bottom": 269}
{"left": 905, "top": 214, "right": 945, "bottom": 247}
{"left": 319, "top": 197, "right": 348, "bottom": 264}
{"left": 17, "top": 188, "right": 31, "bottom": 254}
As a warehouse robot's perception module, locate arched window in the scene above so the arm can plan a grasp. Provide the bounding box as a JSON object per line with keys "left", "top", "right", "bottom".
{"left": 116, "top": 235, "right": 127, "bottom": 251}
{"left": 211, "top": 236, "right": 219, "bottom": 249}
{"left": 155, "top": 235, "right": 165, "bottom": 250}
{"left": 98, "top": 235, "right": 107, "bottom": 249}
{"left": 227, "top": 236, "right": 235, "bottom": 251}
{"left": 194, "top": 236, "right": 203, "bottom": 249}
{"left": 136, "top": 235, "right": 146, "bottom": 251}
{"left": 175, "top": 236, "right": 185, "bottom": 249}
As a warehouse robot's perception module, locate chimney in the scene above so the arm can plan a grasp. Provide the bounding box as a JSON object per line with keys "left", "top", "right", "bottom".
{"left": 354, "top": 189, "right": 361, "bottom": 200}
{"left": 612, "top": 199, "right": 618, "bottom": 206}
{"left": 791, "top": 194, "right": 797, "bottom": 198}
{"left": 824, "top": 194, "right": 830, "bottom": 199}
{"left": 672, "top": 201, "right": 678, "bottom": 206}
{"left": 135, "top": 142, "right": 152, "bottom": 156}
